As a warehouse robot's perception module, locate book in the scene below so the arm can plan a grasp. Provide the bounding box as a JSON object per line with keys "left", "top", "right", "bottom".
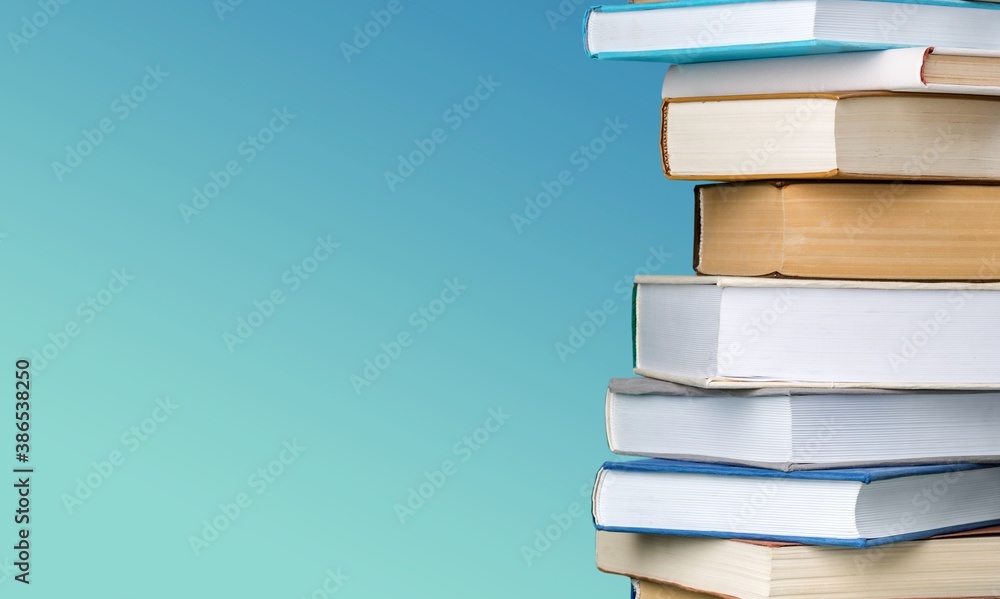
{"left": 659, "top": 94, "right": 1000, "bottom": 181}
{"left": 592, "top": 460, "right": 1000, "bottom": 546}
{"left": 584, "top": 0, "right": 1000, "bottom": 64}
{"left": 606, "top": 378, "right": 1000, "bottom": 470}
{"left": 693, "top": 182, "right": 1000, "bottom": 280}
{"left": 661, "top": 48, "right": 1000, "bottom": 99}
{"left": 630, "top": 580, "right": 714, "bottom": 599}
{"left": 605, "top": 528, "right": 1000, "bottom": 599}
{"left": 632, "top": 276, "right": 1000, "bottom": 388}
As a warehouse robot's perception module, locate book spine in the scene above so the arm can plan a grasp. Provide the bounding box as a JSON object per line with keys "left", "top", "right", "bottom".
{"left": 659, "top": 100, "right": 670, "bottom": 177}
{"left": 583, "top": 7, "right": 598, "bottom": 58}
{"left": 631, "top": 282, "right": 639, "bottom": 369}
{"left": 605, "top": 388, "right": 618, "bottom": 454}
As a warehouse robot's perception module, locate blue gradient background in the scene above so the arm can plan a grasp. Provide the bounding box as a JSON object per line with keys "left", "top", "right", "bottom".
{"left": 0, "top": 1, "right": 693, "bottom": 596}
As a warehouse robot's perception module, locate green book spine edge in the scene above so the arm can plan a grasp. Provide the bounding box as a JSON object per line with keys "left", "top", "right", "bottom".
{"left": 631, "top": 282, "right": 638, "bottom": 369}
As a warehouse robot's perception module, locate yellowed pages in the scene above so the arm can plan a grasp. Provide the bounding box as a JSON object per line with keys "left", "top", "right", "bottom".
{"left": 635, "top": 580, "right": 725, "bottom": 599}
{"left": 696, "top": 182, "right": 1000, "bottom": 280}
{"left": 696, "top": 184, "right": 784, "bottom": 276}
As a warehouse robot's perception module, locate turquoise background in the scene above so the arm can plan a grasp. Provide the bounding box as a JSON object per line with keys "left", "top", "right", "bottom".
{"left": 0, "top": 1, "right": 692, "bottom": 596}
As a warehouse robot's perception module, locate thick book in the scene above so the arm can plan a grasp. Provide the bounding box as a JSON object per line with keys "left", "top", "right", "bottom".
{"left": 659, "top": 93, "right": 1000, "bottom": 181}
{"left": 632, "top": 276, "right": 1000, "bottom": 388}
{"left": 607, "top": 528, "right": 1000, "bottom": 599}
{"left": 584, "top": 0, "right": 1000, "bottom": 64}
{"left": 693, "top": 182, "right": 1000, "bottom": 280}
{"left": 661, "top": 47, "right": 1000, "bottom": 98}
{"left": 606, "top": 378, "right": 1000, "bottom": 470}
{"left": 591, "top": 460, "right": 1000, "bottom": 546}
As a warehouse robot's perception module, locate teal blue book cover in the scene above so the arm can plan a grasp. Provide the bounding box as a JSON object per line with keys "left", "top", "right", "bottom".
{"left": 584, "top": 0, "right": 1000, "bottom": 63}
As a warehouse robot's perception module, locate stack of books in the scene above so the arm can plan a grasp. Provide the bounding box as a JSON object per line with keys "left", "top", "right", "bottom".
{"left": 583, "top": 0, "right": 1000, "bottom": 597}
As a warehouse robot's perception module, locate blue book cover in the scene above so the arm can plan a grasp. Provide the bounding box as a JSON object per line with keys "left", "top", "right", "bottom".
{"left": 584, "top": 0, "right": 1000, "bottom": 64}
{"left": 593, "top": 460, "right": 1000, "bottom": 547}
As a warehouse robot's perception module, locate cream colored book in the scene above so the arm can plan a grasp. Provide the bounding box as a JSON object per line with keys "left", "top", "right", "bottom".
{"left": 693, "top": 182, "right": 1000, "bottom": 280}
{"left": 599, "top": 529, "right": 1000, "bottom": 599}
{"left": 659, "top": 93, "right": 1000, "bottom": 181}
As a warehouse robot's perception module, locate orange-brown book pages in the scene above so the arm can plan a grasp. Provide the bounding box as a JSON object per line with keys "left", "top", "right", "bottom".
{"left": 635, "top": 580, "right": 735, "bottom": 599}
{"left": 696, "top": 182, "right": 1000, "bottom": 281}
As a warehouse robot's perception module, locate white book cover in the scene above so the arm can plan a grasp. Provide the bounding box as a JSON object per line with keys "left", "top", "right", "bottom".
{"left": 661, "top": 47, "right": 1000, "bottom": 98}
{"left": 633, "top": 276, "right": 1000, "bottom": 389}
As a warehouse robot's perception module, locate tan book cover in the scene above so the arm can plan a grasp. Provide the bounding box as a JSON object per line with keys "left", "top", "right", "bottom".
{"left": 695, "top": 181, "right": 1000, "bottom": 280}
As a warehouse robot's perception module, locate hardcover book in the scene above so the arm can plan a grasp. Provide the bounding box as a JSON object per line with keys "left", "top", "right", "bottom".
{"left": 606, "top": 378, "right": 1000, "bottom": 470}
{"left": 661, "top": 47, "right": 1000, "bottom": 98}
{"left": 693, "top": 182, "right": 1000, "bottom": 280}
{"left": 632, "top": 276, "right": 1000, "bottom": 388}
{"left": 659, "top": 94, "right": 1000, "bottom": 181}
{"left": 585, "top": 0, "right": 1000, "bottom": 63}
{"left": 592, "top": 460, "right": 1000, "bottom": 546}
{"left": 610, "top": 529, "right": 1000, "bottom": 598}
